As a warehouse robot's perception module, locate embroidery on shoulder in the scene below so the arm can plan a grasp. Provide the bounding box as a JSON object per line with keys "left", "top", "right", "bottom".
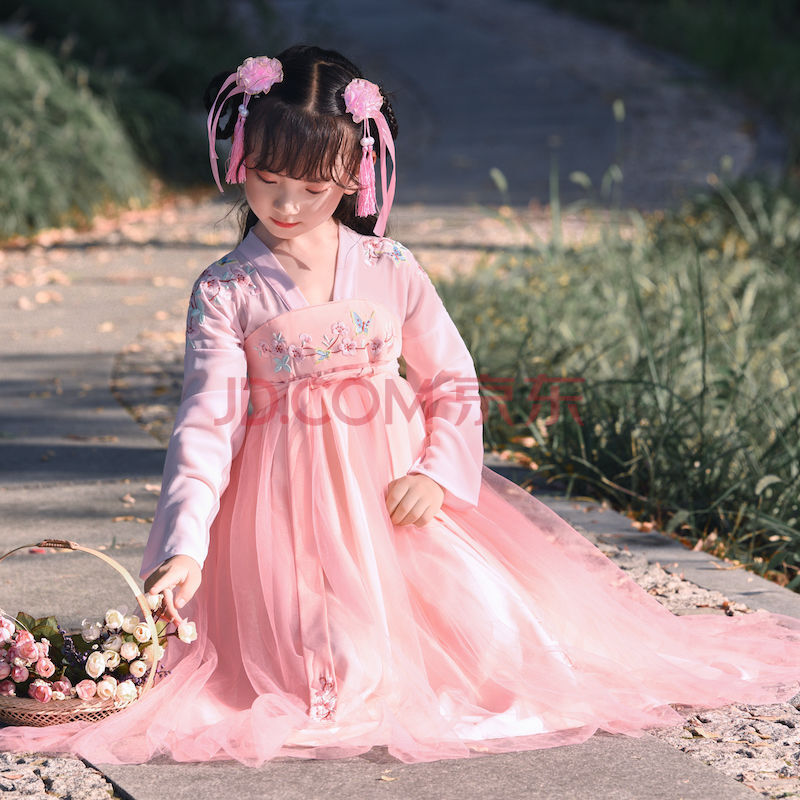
{"left": 186, "top": 256, "right": 259, "bottom": 349}
{"left": 361, "top": 236, "right": 433, "bottom": 286}
{"left": 361, "top": 237, "right": 411, "bottom": 267}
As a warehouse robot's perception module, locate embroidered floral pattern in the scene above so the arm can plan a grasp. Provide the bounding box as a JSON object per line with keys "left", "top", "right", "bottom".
{"left": 186, "top": 256, "right": 260, "bottom": 350}
{"left": 362, "top": 237, "right": 410, "bottom": 266}
{"left": 309, "top": 675, "right": 337, "bottom": 721}
{"left": 257, "top": 308, "right": 395, "bottom": 373}
{"left": 361, "top": 236, "right": 434, "bottom": 284}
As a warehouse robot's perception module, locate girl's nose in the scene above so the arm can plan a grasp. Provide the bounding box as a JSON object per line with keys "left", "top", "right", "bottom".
{"left": 274, "top": 189, "right": 300, "bottom": 215}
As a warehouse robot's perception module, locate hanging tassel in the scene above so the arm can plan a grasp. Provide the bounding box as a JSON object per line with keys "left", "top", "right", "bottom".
{"left": 356, "top": 128, "right": 377, "bottom": 217}
{"left": 225, "top": 100, "right": 250, "bottom": 185}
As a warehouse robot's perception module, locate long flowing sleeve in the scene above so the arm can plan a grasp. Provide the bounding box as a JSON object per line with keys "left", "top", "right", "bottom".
{"left": 400, "top": 250, "right": 484, "bottom": 511}
{"left": 139, "top": 264, "right": 251, "bottom": 580}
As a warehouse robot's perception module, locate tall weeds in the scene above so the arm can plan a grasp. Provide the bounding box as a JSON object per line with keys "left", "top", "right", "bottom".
{"left": 442, "top": 167, "right": 800, "bottom": 589}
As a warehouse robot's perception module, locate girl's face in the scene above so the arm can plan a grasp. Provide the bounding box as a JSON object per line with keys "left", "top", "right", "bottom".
{"left": 244, "top": 162, "right": 357, "bottom": 243}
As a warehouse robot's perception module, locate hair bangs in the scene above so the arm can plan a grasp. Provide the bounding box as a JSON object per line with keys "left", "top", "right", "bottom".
{"left": 243, "top": 101, "right": 359, "bottom": 188}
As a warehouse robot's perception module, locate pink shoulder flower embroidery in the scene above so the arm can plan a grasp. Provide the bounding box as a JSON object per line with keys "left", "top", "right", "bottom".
{"left": 360, "top": 237, "right": 434, "bottom": 285}
{"left": 186, "top": 255, "right": 259, "bottom": 350}
{"left": 362, "top": 237, "right": 409, "bottom": 267}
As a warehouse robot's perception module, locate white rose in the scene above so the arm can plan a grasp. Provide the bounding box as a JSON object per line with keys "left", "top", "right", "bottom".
{"left": 104, "top": 650, "right": 121, "bottom": 670}
{"left": 95, "top": 678, "right": 117, "bottom": 701}
{"left": 85, "top": 651, "right": 107, "bottom": 680}
{"left": 129, "top": 659, "right": 147, "bottom": 678}
{"left": 177, "top": 621, "right": 198, "bottom": 644}
{"left": 52, "top": 690, "right": 66, "bottom": 701}
{"left": 121, "top": 614, "right": 140, "bottom": 634}
{"left": 133, "top": 624, "right": 151, "bottom": 644}
{"left": 115, "top": 680, "right": 138, "bottom": 703}
{"left": 145, "top": 593, "right": 163, "bottom": 612}
{"left": 119, "top": 642, "right": 140, "bottom": 661}
{"left": 142, "top": 643, "right": 164, "bottom": 664}
{"left": 104, "top": 609, "right": 124, "bottom": 630}
{"left": 103, "top": 634, "right": 124, "bottom": 652}
{"left": 80, "top": 619, "right": 102, "bottom": 643}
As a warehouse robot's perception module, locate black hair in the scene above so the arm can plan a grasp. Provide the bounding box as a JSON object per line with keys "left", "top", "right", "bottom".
{"left": 204, "top": 44, "right": 399, "bottom": 240}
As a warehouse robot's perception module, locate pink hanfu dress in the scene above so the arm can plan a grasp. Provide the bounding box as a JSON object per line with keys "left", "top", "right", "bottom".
{"left": 1, "top": 223, "right": 799, "bottom": 765}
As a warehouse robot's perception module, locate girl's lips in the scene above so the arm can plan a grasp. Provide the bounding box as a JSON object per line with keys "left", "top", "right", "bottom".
{"left": 270, "top": 218, "right": 300, "bottom": 228}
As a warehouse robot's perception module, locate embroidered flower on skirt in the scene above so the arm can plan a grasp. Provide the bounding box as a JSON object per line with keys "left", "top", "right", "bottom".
{"left": 256, "top": 309, "right": 395, "bottom": 374}
{"left": 309, "top": 675, "right": 337, "bottom": 722}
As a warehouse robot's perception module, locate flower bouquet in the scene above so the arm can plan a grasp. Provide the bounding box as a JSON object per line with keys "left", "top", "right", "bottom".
{"left": 0, "top": 538, "right": 196, "bottom": 727}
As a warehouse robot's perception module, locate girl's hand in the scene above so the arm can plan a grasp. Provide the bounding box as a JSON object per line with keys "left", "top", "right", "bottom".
{"left": 143, "top": 555, "right": 202, "bottom": 626}
{"left": 386, "top": 474, "right": 445, "bottom": 527}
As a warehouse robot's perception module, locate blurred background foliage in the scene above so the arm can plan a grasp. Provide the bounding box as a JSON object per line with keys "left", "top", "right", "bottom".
{"left": 0, "top": 35, "right": 147, "bottom": 238}
{"left": 542, "top": 0, "right": 800, "bottom": 171}
{"left": 441, "top": 165, "right": 800, "bottom": 590}
{"left": 0, "top": 1, "right": 278, "bottom": 238}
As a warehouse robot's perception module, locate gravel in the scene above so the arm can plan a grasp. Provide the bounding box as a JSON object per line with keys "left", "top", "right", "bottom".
{"left": 0, "top": 752, "right": 122, "bottom": 800}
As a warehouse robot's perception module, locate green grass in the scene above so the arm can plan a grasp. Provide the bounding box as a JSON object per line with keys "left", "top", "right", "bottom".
{"left": 0, "top": 2, "right": 279, "bottom": 237}
{"left": 2, "top": 1, "right": 278, "bottom": 185}
{"left": 0, "top": 35, "right": 148, "bottom": 238}
{"left": 438, "top": 169, "right": 800, "bottom": 590}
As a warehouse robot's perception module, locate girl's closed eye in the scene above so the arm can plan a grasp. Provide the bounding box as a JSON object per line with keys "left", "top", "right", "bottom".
{"left": 250, "top": 169, "right": 328, "bottom": 195}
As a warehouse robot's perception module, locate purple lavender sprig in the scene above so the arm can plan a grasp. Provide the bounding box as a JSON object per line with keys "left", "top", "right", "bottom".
{"left": 57, "top": 625, "right": 87, "bottom": 669}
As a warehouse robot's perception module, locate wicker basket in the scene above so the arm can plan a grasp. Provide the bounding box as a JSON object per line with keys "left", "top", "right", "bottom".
{"left": 0, "top": 538, "right": 161, "bottom": 726}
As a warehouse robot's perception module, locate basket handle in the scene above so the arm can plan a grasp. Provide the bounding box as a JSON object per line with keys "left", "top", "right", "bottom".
{"left": 0, "top": 539, "right": 161, "bottom": 695}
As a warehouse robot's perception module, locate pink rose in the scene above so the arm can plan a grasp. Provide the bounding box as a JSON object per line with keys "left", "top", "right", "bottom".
{"left": 11, "top": 664, "right": 29, "bottom": 683}
{"left": 14, "top": 630, "right": 33, "bottom": 645}
{"left": 0, "top": 680, "right": 16, "bottom": 696}
{"left": 6, "top": 644, "right": 20, "bottom": 663}
{"left": 37, "top": 638, "right": 50, "bottom": 659}
{"left": 343, "top": 78, "right": 384, "bottom": 124}
{"left": 28, "top": 679, "right": 52, "bottom": 703}
{"left": 17, "top": 639, "right": 39, "bottom": 663}
{"left": 0, "top": 661, "right": 10, "bottom": 681}
{"left": 236, "top": 56, "right": 283, "bottom": 95}
{"left": 0, "top": 619, "right": 14, "bottom": 643}
{"left": 35, "top": 658, "right": 55, "bottom": 678}
{"left": 51, "top": 678, "right": 72, "bottom": 696}
{"left": 75, "top": 679, "right": 97, "bottom": 701}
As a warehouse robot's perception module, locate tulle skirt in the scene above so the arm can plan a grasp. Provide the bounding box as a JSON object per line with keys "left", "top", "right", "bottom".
{"left": 1, "top": 372, "right": 799, "bottom": 765}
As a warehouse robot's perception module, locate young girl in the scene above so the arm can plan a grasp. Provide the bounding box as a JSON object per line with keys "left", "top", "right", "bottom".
{"left": 1, "top": 43, "right": 800, "bottom": 767}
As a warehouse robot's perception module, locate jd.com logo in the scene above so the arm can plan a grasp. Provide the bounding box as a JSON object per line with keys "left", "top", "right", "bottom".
{"left": 212, "top": 373, "right": 584, "bottom": 428}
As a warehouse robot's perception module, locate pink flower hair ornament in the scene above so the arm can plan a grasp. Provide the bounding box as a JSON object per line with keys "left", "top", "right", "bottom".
{"left": 342, "top": 78, "right": 396, "bottom": 238}
{"left": 207, "top": 56, "right": 284, "bottom": 191}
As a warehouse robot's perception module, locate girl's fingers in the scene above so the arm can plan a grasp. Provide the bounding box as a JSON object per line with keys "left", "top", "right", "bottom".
{"left": 147, "top": 565, "right": 183, "bottom": 598}
{"left": 174, "top": 570, "right": 201, "bottom": 610}
{"left": 161, "top": 586, "right": 184, "bottom": 626}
